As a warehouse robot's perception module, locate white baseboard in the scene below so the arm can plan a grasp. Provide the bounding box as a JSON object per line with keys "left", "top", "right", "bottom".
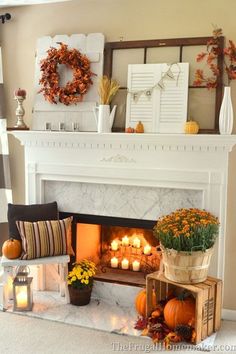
{"left": 222, "top": 308, "right": 236, "bottom": 321}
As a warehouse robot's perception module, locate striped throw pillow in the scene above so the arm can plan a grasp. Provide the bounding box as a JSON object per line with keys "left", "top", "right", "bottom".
{"left": 16, "top": 217, "right": 73, "bottom": 260}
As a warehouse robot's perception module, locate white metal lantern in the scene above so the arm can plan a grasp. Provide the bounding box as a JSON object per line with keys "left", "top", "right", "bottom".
{"left": 13, "top": 267, "right": 33, "bottom": 311}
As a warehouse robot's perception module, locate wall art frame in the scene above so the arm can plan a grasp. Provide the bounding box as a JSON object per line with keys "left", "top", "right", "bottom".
{"left": 104, "top": 36, "right": 224, "bottom": 134}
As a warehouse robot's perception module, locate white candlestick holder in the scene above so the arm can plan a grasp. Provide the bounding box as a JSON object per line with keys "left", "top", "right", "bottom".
{"left": 14, "top": 96, "right": 28, "bottom": 129}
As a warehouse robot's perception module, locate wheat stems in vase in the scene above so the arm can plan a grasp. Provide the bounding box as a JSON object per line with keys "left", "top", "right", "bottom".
{"left": 98, "top": 76, "right": 119, "bottom": 105}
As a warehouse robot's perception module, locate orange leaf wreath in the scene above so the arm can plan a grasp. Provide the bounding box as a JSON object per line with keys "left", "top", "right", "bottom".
{"left": 39, "top": 42, "right": 94, "bottom": 105}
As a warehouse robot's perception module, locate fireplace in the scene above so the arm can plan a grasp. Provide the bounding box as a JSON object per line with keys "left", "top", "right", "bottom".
{"left": 60, "top": 212, "right": 160, "bottom": 286}
{"left": 11, "top": 131, "right": 236, "bottom": 308}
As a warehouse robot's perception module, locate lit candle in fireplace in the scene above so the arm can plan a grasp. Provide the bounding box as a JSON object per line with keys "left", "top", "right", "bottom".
{"left": 143, "top": 244, "right": 152, "bottom": 255}
{"left": 121, "top": 258, "right": 129, "bottom": 270}
{"left": 111, "top": 240, "right": 119, "bottom": 251}
{"left": 122, "top": 236, "right": 129, "bottom": 247}
{"left": 132, "top": 260, "right": 140, "bottom": 272}
{"left": 133, "top": 237, "right": 141, "bottom": 248}
{"left": 111, "top": 257, "right": 119, "bottom": 268}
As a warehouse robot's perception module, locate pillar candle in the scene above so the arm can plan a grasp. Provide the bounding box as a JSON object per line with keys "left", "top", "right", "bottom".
{"left": 133, "top": 237, "right": 141, "bottom": 248}
{"left": 16, "top": 290, "right": 28, "bottom": 308}
{"left": 111, "top": 257, "right": 118, "bottom": 268}
{"left": 143, "top": 244, "right": 152, "bottom": 255}
{"left": 121, "top": 258, "right": 129, "bottom": 270}
{"left": 122, "top": 236, "right": 129, "bottom": 247}
{"left": 132, "top": 260, "right": 140, "bottom": 272}
{"left": 111, "top": 240, "right": 119, "bottom": 251}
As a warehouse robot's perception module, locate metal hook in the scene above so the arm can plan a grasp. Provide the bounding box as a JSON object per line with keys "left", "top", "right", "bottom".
{"left": 0, "top": 13, "right": 11, "bottom": 24}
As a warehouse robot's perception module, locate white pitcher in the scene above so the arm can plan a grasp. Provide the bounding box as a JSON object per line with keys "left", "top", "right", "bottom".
{"left": 93, "top": 105, "right": 117, "bottom": 133}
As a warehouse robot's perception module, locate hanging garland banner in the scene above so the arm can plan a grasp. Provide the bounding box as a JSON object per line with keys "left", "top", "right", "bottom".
{"left": 38, "top": 42, "right": 95, "bottom": 106}
{"left": 128, "top": 63, "right": 181, "bottom": 102}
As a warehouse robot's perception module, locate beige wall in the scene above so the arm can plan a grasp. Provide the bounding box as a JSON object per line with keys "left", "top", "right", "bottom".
{"left": 1, "top": 0, "right": 236, "bottom": 310}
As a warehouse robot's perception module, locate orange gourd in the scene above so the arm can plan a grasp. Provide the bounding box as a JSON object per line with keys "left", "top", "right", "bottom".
{"left": 184, "top": 120, "right": 199, "bottom": 134}
{"left": 151, "top": 308, "right": 162, "bottom": 318}
{"left": 164, "top": 293, "right": 195, "bottom": 330}
{"left": 2, "top": 238, "right": 22, "bottom": 259}
{"left": 135, "top": 289, "right": 156, "bottom": 317}
{"left": 135, "top": 121, "right": 144, "bottom": 133}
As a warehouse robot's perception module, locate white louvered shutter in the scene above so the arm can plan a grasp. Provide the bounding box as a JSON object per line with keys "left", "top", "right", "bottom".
{"left": 158, "top": 63, "right": 189, "bottom": 133}
{"left": 126, "top": 63, "right": 189, "bottom": 133}
{"left": 126, "top": 64, "right": 160, "bottom": 132}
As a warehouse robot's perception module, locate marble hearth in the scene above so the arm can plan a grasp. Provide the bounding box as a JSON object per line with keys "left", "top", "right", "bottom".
{"left": 11, "top": 131, "right": 236, "bottom": 319}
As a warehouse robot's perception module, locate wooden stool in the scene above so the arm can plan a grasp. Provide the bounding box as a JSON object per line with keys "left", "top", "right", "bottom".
{"left": 0, "top": 255, "right": 70, "bottom": 311}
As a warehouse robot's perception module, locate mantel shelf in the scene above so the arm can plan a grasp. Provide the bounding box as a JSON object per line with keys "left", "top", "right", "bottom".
{"left": 10, "top": 130, "right": 236, "bottom": 153}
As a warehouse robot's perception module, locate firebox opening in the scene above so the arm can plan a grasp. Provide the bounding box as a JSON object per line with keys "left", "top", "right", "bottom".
{"left": 61, "top": 213, "right": 161, "bottom": 287}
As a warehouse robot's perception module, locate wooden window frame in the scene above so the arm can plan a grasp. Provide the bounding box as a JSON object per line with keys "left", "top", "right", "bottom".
{"left": 104, "top": 36, "right": 224, "bottom": 134}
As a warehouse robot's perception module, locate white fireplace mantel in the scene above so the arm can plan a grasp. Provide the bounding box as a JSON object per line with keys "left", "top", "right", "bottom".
{"left": 11, "top": 131, "right": 236, "bottom": 288}
{"left": 11, "top": 131, "right": 236, "bottom": 152}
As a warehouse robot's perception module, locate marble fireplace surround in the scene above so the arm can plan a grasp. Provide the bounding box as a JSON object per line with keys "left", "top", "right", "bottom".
{"left": 12, "top": 131, "right": 236, "bottom": 286}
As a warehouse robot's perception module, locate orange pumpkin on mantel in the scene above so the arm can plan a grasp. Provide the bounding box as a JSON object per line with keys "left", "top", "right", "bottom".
{"left": 2, "top": 238, "right": 22, "bottom": 259}
{"left": 125, "top": 126, "right": 135, "bottom": 133}
{"left": 135, "top": 288, "right": 156, "bottom": 317}
{"left": 184, "top": 120, "right": 199, "bottom": 134}
{"left": 164, "top": 293, "right": 195, "bottom": 330}
{"left": 135, "top": 121, "right": 144, "bottom": 133}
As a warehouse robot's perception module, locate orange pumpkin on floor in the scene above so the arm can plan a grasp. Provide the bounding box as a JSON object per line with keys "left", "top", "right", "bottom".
{"left": 135, "top": 288, "right": 156, "bottom": 317}
{"left": 2, "top": 238, "right": 22, "bottom": 259}
{"left": 164, "top": 293, "right": 195, "bottom": 330}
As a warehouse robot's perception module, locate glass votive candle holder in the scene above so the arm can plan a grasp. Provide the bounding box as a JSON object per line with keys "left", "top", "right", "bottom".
{"left": 45, "top": 122, "right": 51, "bottom": 131}
{"left": 72, "top": 122, "right": 79, "bottom": 131}
{"left": 59, "top": 122, "right": 65, "bottom": 131}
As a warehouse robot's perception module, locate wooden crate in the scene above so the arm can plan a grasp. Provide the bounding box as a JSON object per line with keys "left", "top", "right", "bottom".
{"left": 146, "top": 272, "right": 222, "bottom": 344}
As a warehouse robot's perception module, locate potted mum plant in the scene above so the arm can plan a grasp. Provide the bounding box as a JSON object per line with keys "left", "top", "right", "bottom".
{"left": 67, "top": 259, "right": 96, "bottom": 306}
{"left": 154, "top": 208, "right": 219, "bottom": 284}
{"left": 193, "top": 27, "right": 236, "bottom": 134}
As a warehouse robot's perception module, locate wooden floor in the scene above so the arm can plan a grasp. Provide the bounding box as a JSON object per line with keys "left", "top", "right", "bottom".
{"left": 94, "top": 268, "right": 146, "bottom": 287}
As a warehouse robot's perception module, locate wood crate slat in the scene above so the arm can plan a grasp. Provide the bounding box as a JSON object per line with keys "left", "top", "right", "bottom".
{"left": 206, "top": 276, "right": 222, "bottom": 331}
{"left": 214, "top": 279, "right": 222, "bottom": 331}
{"left": 154, "top": 279, "right": 160, "bottom": 302}
{"left": 203, "top": 279, "right": 216, "bottom": 335}
{"left": 146, "top": 272, "right": 222, "bottom": 344}
{"left": 195, "top": 290, "right": 203, "bottom": 344}
{"left": 194, "top": 282, "right": 212, "bottom": 339}
{"left": 146, "top": 276, "right": 154, "bottom": 314}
